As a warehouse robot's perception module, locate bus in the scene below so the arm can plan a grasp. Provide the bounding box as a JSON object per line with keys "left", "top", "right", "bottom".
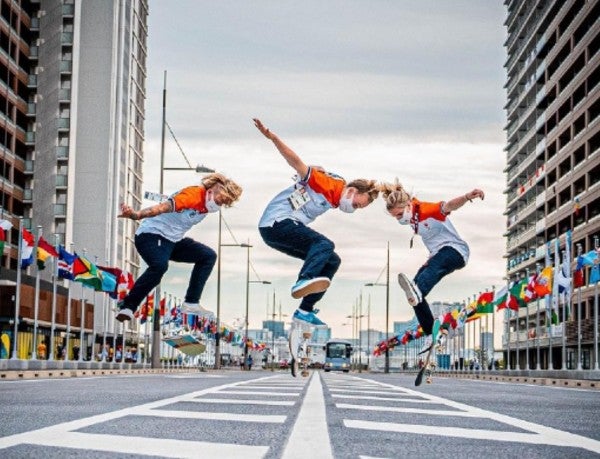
{"left": 323, "top": 340, "right": 352, "bottom": 372}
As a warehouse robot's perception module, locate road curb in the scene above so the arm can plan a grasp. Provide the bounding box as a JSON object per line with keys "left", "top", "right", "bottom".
{"left": 0, "top": 367, "right": 203, "bottom": 380}
{"left": 436, "top": 371, "right": 600, "bottom": 390}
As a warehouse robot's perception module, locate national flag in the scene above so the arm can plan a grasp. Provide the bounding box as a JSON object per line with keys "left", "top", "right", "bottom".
{"left": 135, "top": 293, "right": 154, "bottom": 324}
{"left": 0, "top": 219, "right": 12, "bottom": 255}
{"left": 492, "top": 285, "right": 509, "bottom": 311}
{"left": 73, "top": 254, "right": 103, "bottom": 290}
{"left": 20, "top": 228, "right": 35, "bottom": 269}
{"left": 508, "top": 278, "right": 527, "bottom": 309}
{"left": 524, "top": 273, "right": 538, "bottom": 302}
{"left": 534, "top": 266, "right": 553, "bottom": 297}
{"left": 57, "top": 246, "right": 76, "bottom": 279}
{"left": 36, "top": 236, "right": 59, "bottom": 270}
{"left": 159, "top": 296, "right": 166, "bottom": 316}
{"left": 476, "top": 291, "right": 494, "bottom": 314}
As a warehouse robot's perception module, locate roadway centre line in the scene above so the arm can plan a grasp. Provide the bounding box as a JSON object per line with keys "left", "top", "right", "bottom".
{"left": 348, "top": 376, "right": 600, "bottom": 454}
{"left": 281, "top": 372, "right": 333, "bottom": 459}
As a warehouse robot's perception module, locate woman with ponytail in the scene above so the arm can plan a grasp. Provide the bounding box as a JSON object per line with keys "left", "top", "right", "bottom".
{"left": 380, "top": 180, "right": 484, "bottom": 349}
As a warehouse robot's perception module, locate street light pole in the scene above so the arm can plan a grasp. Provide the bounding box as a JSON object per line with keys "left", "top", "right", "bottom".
{"left": 243, "top": 241, "right": 251, "bottom": 370}
{"left": 364, "top": 241, "right": 391, "bottom": 373}
{"left": 215, "top": 210, "right": 222, "bottom": 369}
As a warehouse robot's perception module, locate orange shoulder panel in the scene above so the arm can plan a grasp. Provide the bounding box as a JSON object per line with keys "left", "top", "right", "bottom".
{"left": 414, "top": 199, "right": 445, "bottom": 222}
{"left": 172, "top": 186, "right": 206, "bottom": 212}
{"left": 306, "top": 168, "right": 346, "bottom": 206}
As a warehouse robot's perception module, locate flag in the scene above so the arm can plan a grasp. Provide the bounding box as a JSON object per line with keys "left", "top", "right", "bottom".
{"left": 491, "top": 286, "right": 509, "bottom": 311}
{"left": 524, "top": 274, "right": 538, "bottom": 302}
{"left": 73, "top": 254, "right": 103, "bottom": 290}
{"left": 160, "top": 296, "right": 166, "bottom": 316}
{"left": 57, "top": 246, "right": 76, "bottom": 279}
{"left": 37, "top": 236, "right": 59, "bottom": 270}
{"left": 508, "top": 279, "right": 527, "bottom": 309}
{"left": 20, "top": 228, "right": 35, "bottom": 269}
{"left": 0, "top": 219, "right": 12, "bottom": 255}
{"left": 534, "top": 266, "right": 553, "bottom": 297}
{"left": 135, "top": 293, "right": 154, "bottom": 324}
{"left": 476, "top": 291, "right": 494, "bottom": 314}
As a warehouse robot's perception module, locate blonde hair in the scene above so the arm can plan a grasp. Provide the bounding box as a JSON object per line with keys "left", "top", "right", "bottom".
{"left": 201, "top": 173, "right": 243, "bottom": 207}
{"left": 378, "top": 179, "right": 412, "bottom": 211}
{"left": 347, "top": 179, "right": 380, "bottom": 203}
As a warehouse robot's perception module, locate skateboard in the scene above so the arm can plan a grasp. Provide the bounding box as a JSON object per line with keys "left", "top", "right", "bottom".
{"left": 288, "top": 321, "right": 312, "bottom": 378}
{"left": 414, "top": 327, "right": 447, "bottom": 386}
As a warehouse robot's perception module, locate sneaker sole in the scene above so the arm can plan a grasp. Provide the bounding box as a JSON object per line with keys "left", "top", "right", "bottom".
{"left": 291, "top": 278, "right": 331, "bottom": 299}
{"left": 292, "top": 316, "right": 328, "bottom": 328}
{"left": 397, "top": 274, "right": 418, "bottom": 307}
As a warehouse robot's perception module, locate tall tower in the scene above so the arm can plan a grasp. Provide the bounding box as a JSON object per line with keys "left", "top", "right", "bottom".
{"left": 504, "top": 0, "right": 599, "bottom": 369}
{"left": 29, "top": 0, "right": 147, "bottom": 274}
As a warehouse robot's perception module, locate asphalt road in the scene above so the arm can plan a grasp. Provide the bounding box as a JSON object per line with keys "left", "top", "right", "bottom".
{"left": 0, "top": 370, "right": 598, "bottom": 458}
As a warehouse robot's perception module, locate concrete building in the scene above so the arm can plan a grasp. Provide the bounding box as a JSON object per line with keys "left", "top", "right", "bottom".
{"left": 503, "top": 0, "right": 599, "bottom": 369}
{"left": 0, "top": 0, "right": 148, "bottom": 359}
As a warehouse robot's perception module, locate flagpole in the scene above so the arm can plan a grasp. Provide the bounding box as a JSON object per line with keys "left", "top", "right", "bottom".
{"left": 91, "top": 256, "right": 99, "bottom": 361}
{"left": 48, "top": 234, "right": 59, "bottom": 362}
{"left": 79, "top": 249, "right": 87, "bottom": 363}
{"left": 102, "top": 259, "right": 109, "bottom": 362}
{"left": 546, "top": 242, "right": 554, "bottom": 370}
{"left": 65, "top": 243, "right": 74, "bottom": 361}
{"left": 31, "top": 226, "right": 42, "bottom": 360}
{"left": 576, "top": 243, "right": 583, "bottom": 371}
{"left": 561, "top": 248, "right": 566, "bottom": 370}
{"left": 525, "top": 268, "right": 530, "bottom": 371}
{"left": 10, "top": 217, "right": 23, "bottom": 360}
{"left": 594, "top": 236, "right": 599, "bottom": 371}
{"left": 492, "top": 285, "right": 496, "bottom": 370}
{"left": 535, "top": 263, "right": 541, "bottom": 370}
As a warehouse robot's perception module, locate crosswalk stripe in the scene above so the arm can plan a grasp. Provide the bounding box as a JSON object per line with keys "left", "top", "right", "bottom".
{"left": 137, "top": 408, "right": 286, "bottom": 423}
{"left": 331, "top": 394, "right": 438, "bottom": 403}
{"left": 31, "top": 431, "right": 268, "bottom": 458}
{"left": 335, "top": 403, "right": 481, "bottom": 417}
{"left": 218, "top": 390, "right": 300, "bottom": 396}
{"left": 189, "top": 398, "right": 296, "bottom": 406}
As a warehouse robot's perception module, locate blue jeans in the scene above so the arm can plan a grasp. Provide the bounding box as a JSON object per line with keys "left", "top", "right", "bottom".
{"left": 259, "top": 219, "right": 341, "bottom": 312}
{"left": 123, "top": 233, "right": 217, "bottom": 310}
{"left": 413, "top": 246, "right": 466, "bottom": 334}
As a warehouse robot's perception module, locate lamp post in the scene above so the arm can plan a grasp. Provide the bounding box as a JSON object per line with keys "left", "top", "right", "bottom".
{"left": 154, "top": 71, "right": 216, "bottom": 369}
{"left": 365, "top": 241, "right": 391, "bottom": 373}
{"left": 346, "top": 299, "right": 366, "bottom": 372}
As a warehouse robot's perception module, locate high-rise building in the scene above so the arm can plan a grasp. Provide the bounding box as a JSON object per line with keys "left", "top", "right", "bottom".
{"left": 0, "top": 0, "right": 148, "bottom": 356}
{"left": 503, "top": 0, "right": 599, "bottom": 369}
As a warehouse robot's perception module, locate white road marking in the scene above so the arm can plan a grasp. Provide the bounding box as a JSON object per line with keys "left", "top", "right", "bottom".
{"left": 29, "top": 431, "right": 268, "bottom": 458}
{"left": 339, "top": 376, "right": 600, "bottom": 455}
{"left": 0, "top": 374, "right": 287, "bottom": 457}
{"left": 332, "top": 394, "right": 438, "bottom": 403}
{"left": 190, "top": 397, "right": 295, "bottom": 406}
{"left": 137, "top": 408, "right": 286, "bottom": 423}
{"left": 281, "top": 372, "right": 333, "bottom": 459}
{"left": 336, "top": 403, "right": 481, "bottom": 417}
{"left": 218, "top": 390, "right": 300, "bottom": 396}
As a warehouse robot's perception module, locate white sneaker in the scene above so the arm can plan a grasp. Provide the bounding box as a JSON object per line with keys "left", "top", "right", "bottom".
{"left": 181, "top": 302, "right": 215, "bottom": 318}
{"left": 398, "top": 273, "right": 422, "bottom": 307}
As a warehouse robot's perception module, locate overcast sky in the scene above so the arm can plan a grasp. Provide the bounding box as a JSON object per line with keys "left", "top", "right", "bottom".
{"left": 142, "top": 1, "right": 508, "bottom": 339}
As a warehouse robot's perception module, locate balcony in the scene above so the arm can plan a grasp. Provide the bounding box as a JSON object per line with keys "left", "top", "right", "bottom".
{"left": 56, "top": 118, "right": 70, "bottom": 130}
{"left": 23, "top": 188, "right": 33, "bottom": 202}
{"left": 58, "top": 89, "right": 71, "bottom": 102}
{"left": 55, "top": 175, "right": 68, "bottom": 188}
{"left": 61, "top": 33, "right": 73, "bottom": 45}
{"left": 24, "top": 160, "right": 34, "bottom": 174}
{"left": 56, "top": 146, "right": 69, "bottom": 159}
{"left": 62, "top": 4, "right": 75, "bottom": 16}
{"left": 54, "top": 204, "right": 67, "bottom": 217}
{"left": 59, "top": 60, "right": 72, "bottom": 73}
{"left": 27, "top": 103, "right": 36, "bottom": 116}
{"left": 30, "top": 46, "right": 38, "bottom": 59}
{"left": 25, "top": 132, "right": 35, "bottom": 144}
{"left": 30, "top": 17, "right": 40, "bottom": 31}
{"left": 27, "top": 75, "right": 37, "bottom": 87}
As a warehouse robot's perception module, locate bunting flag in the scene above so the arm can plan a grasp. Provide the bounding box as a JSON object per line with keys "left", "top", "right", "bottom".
{"left": 37, "top": 236, "right": 59, "bottom": 270}
{"left": 21, "top": 228, "right": 35, "bottom": 269}
{"left": 57, "top": 246, "right": 76, "bottom": 279}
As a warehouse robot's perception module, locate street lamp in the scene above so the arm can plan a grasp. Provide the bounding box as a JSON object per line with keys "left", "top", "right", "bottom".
{"left": 365, "top": 241, "right": 391, "bottom": 373}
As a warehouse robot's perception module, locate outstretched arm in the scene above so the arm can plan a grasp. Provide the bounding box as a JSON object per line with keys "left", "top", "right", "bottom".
{"left": 118, "top": 201, "right": 173, "bottom": 221}
{"left": 253, "top": 118, "right": 309, "bottom": 178}
{"left": 441, "top": 189, "right": 484, "bottom": 214}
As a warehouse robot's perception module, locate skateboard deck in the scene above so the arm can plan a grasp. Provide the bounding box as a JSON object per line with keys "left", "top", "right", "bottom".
{"left": 162, "top": 334, "right": 206, "bottom": 356}
{"left": 288, "top": 322, "right": 312, "bottom": 377}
